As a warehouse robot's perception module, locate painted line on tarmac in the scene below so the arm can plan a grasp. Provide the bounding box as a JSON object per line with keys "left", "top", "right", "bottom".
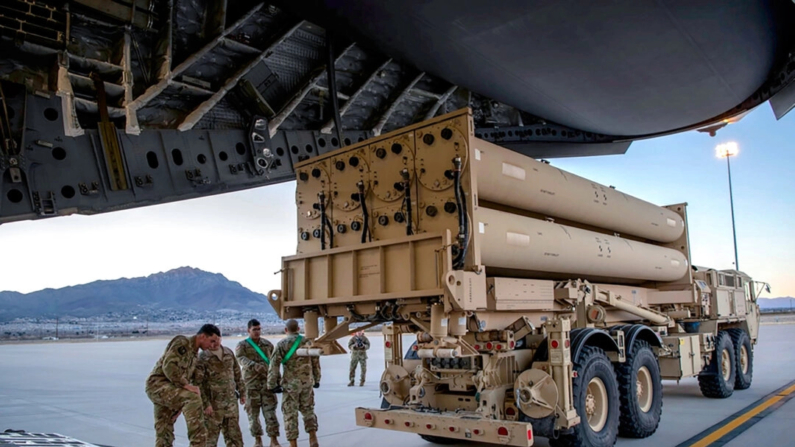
{"left": 676, "top": 378, "right": 795, "bottom": 447}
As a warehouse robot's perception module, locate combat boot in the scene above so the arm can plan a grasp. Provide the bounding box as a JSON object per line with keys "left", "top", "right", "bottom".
{"left": 254, "top": 436, "right": 264, "bottom": 447}
{"left": 309, "top": 431, "right": 319, "bottom": 447}
{"left": 359, "top": 379, "right": 365, "bottom": 387}
{"left": 288, "top": 440, "right": 298, "bottom": 447}
{"left": 348, "top": 380, "right": 354, "bottom": 386}
{"left": 269, "top": 436, "right": 282, "bottom": 447}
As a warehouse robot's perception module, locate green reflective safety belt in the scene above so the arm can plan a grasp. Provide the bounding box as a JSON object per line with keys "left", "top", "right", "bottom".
{"left": 282, "top": 335, "right": 304, "bottom": 364}
{"left": 246, "top": 338, "right": 270, "bottom": 365}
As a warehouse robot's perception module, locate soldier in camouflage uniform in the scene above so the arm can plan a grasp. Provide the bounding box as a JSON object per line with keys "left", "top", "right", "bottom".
{"left": 197, "top": 335, "right": 245, "bottom": 447}
{"left": 347, "top": 331, "right": 370, "bottom": 387}
{"left": 267, "top": 319, "right": 321, "bottom": 447}
{"left": 235, "top": 319, "right": 281, "bottom": 447}
{"left": 145, "top": 324, "right": 220, "bottom": 447}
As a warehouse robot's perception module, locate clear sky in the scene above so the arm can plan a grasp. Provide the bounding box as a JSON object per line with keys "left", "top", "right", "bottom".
{"left": 0, "top": 105, "right": 792, "bottom": 298}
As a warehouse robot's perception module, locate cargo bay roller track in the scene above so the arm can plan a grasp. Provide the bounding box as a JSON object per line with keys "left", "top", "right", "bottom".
{"left": 1, "top": 0, "right": 794, "bottom": 225}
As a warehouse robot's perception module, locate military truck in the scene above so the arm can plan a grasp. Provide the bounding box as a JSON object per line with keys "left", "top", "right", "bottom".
{"left": 266, "top": 108, "right": 766, "bottom": 447}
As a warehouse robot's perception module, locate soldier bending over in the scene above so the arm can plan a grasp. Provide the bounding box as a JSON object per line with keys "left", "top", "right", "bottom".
{"left": 145, "top": 324, "right": 220, "bottom": 447}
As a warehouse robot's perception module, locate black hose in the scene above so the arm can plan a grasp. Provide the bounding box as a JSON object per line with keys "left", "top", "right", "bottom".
{"left": 452, "top": 157, "right": 469, "bottom": 269}
{"left": 358, "top": 182, "right": 372, "bottom": 243}
{"left": 402, "top": 169, "right": 413, "bottom": 235}
{"left": 361, "top": 205, "right": 369, "bottom": 243}
{"left": 457, "top": 181, "right": 469, "bottom": 267}
{"left": 319, "top": 191, "right": 327, "bottom": 250}
{"left": 453, "top": 167, "right": 465, "bottom": 239}
{"left": 452, "top": 161, "right": 463, "bottom": 265}
{"left": 390, "top": 303, "right": 402, "bottom": 321}
{"left": 348, "top": 305, "right": 380, "bottom": 323}
{"left": 324, "top": 214, "right": 334, "bottom": 249}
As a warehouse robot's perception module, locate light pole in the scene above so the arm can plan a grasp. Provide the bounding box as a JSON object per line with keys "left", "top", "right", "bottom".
{"left": 715, "top": 142, "right": 739, "bottom": 271}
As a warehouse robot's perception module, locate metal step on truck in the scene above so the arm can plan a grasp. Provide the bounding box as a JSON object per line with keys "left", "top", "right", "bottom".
{"left": 266, "top": 108, "right": 768, "bottom": 447}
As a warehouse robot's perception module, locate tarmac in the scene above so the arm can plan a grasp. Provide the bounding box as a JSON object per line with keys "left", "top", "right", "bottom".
{"left": 1, "top": 324, "right": 794, "bottom": 447}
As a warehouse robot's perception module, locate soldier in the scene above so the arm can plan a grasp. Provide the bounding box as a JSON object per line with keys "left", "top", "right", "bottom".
{"left": 145, "top": 324, "right": 220, "bottom": 447}
{"left": 267, "top": 319, "right": 321, "bottom": 447}
{"left": 198, "top": 334, "right": 245, "bottom": 447}
{"left": 347, "top": 331, "right": 370, "bottom": 387}
{"left": 235, "top": 319, "right": 281, "bottom": 447}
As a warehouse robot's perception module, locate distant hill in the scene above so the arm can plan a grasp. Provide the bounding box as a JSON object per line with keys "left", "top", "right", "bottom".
{"left": 757, "top": 297, "right": 795, "bottom": 310}
{"left": 0, "top": 267, "right": 274, "bottom": 321}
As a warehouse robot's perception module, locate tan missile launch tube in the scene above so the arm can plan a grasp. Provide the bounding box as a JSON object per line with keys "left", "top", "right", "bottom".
{"left": 477, "top": 207, "right": 688, "bottom": 282}
{"left": 473, "top": 139, "right": 684, "bottom": 243}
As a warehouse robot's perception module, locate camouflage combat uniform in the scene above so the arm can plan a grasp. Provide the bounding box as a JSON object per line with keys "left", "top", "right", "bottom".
{"left": 267, "top": 334, "right": 321, "bottom": 441}
{"left": 197, "top": 346, "right": 245, "bottom": 447}
{"left": 235, "top": 337, "right": 280, "bottom": 439}
{"left": 145, "top": 335, "right": 207, "bottom": 447}
{"left": 348, "top": 334, "right": 370, "bottom": 385}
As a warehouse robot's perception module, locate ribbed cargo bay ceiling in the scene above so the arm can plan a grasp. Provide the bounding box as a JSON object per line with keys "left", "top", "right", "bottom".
{"left": 0, "top": 0, "right": 794, "bottom": 225}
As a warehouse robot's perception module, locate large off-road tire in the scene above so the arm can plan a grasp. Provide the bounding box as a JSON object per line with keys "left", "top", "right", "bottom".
{"left": 615, "top": 341, "right": 663, "bottom": 438}
{"left": 550, "top": 346, "right": 620, "bottom": 447}
{"left": 698, "top": 331, "right": 736, "bottom": 398}
{"left": 727, "top": 328, "right": 753, "bottom": 390}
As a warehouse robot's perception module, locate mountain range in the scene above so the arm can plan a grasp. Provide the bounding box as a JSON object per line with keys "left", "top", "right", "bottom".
{"left": 0, "top": 268, "right": 790, "bottom": 321}
{"left": 757, "top": 296, "right": 795, "bottom": 310}
{"left": 0, "top": 267, "right": 274, "bottom": 321}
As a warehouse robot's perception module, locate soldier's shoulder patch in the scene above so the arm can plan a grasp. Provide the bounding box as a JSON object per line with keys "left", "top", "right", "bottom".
{"left": 178, "top": 346, "right": 187, "bottom": 355}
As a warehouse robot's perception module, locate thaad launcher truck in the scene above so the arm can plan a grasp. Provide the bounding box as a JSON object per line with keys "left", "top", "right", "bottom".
{"left": 266, "top": 109, "right": 765, "bottom": 447}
